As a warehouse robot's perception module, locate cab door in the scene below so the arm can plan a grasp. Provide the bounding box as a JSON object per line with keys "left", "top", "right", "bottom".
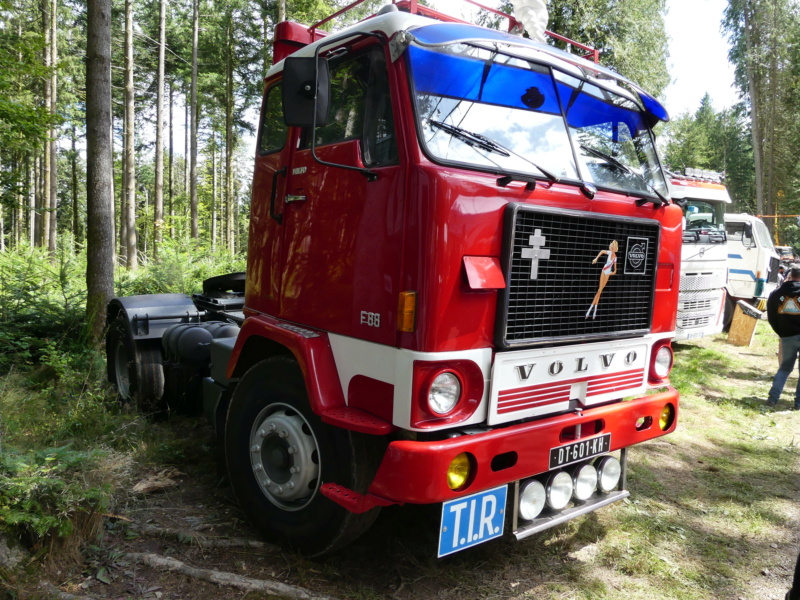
{"left": 246, "top": 80, "right": 295, "bottom": 316}
{"left": 278, "top": 44, "right": 405, "bottom": 345}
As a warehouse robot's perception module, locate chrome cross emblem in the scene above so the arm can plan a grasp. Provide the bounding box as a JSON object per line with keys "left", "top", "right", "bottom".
{"left": 521, "top": 229, "right": 550, "bottom": 279}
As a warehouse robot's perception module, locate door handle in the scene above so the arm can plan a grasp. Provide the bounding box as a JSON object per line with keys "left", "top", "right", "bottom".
{"left": 269, "top": 167, "right": 287, "bottom": 224}
{"left": 285, "top": 195, "right": 307, "bottom": 203}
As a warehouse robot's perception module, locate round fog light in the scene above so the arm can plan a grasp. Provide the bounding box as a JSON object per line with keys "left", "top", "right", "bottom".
{"left": 429, "top": 372, "right": 461, "bottom": 414}
{"left": 446, "top": 452, "right": 471, "bottom": 491}
{"left": 546, "top": 471, "right": 573, "bottom": 510}
{"left": 596, "top": 456, "right": 621, "bottom": 493}
{"left": 519, "top": 479, "right": 546, "bottom": 521}
{"left": 572, "top": 463, "right": 598, "bottom": 501}
{"left": 659, "top": 403, "right": 675, "bottom": 431}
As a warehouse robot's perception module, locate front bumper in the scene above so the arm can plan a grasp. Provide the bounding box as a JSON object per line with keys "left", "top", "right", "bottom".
{"left": 365, "top": 387, "right": 677, "bottom": 505}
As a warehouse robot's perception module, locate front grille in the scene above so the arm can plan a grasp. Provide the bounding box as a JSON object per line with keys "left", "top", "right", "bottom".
{"left": 678, "top": 314, "right": 711, "bottom": 329}
{"left": 680, "top": 272, "right": 726, "bottom": 293}
{"left": 682, "top": 299, "right": 713, "bottom": 312}
{"left": 496, "top": 204, "right": 660, "bottom": 348}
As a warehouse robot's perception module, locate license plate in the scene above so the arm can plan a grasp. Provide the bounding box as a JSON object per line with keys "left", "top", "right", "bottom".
{"left": 438, "top": 485, "right": 507, "bottom": 557}
{"left": 549, "top": 433, "right": 611, "bottom": 469}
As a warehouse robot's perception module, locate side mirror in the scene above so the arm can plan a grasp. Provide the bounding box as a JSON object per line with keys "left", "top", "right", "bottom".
{"left": 282, "top": 56, "right": 331, "bottom": 127}
{"left": 744, "top": 222, "right": 754, "bottom": 239}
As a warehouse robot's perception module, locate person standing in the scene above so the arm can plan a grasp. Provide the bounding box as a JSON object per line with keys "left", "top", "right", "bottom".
{"left": 766, "top": 266, "right": 800, "bottom": 409}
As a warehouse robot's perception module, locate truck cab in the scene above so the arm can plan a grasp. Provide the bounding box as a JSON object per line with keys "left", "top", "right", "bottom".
{"left": 725, "top": 213, "right": 780, "bottom": 308}
{"left": 670, "top": 170, "right": 730, "bottom": 340}
{"left": 106, "top": 1, "right": 681, "bottom": 558}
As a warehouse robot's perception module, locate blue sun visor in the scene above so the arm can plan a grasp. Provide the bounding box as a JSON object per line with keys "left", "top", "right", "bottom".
{"left": 407, "top": 23, "right": 669, "bottom": 124}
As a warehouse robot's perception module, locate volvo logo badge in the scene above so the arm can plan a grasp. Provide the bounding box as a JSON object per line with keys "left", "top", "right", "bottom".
{"left": 624, "top": 237, "right": 648, "bottom": 274}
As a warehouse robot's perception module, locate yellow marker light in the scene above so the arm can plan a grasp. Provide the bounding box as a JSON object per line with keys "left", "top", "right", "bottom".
{"left": 397, "top": 291, "right": 416, "bottom": 333}
{"left": 447, "top": 452, "right": 471, "bottom": 490}
{"left": 659, "top": 404, "right": 675, "bottom": 431}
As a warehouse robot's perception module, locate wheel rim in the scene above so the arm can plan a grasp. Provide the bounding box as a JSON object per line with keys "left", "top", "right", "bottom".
{"left": 250, "top": 403, "right": 320, "bottom": 511}
{"left": 114, "top": 340, "right": 132, "bottom": 400}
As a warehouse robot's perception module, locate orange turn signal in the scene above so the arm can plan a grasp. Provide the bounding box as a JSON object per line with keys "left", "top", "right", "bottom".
{"left": 397, "top": 291, "right": 416, "bottom": 333}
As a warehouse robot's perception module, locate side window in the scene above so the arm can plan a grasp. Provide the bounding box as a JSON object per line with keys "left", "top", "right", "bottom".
{"left": 727, "top": 222, "right": 754, "bottom": 246}
{"left": 726, "top": 222, "right": 744, "bottom": 241}
{"left": 258, "top": 84, "right": 287, "bottom": 155}
{"left": 304, "top": 47, "right": 397, "bottom": 167}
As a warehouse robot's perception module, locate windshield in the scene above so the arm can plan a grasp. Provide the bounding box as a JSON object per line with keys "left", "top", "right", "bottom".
{"left": 684, "top": 201, "right": 726, "bottom": 232}
{"left": 754, "top": 219, "right": 775, "bottom": 250}
{"left": 407, "top": 42, "right": 668, "bottom": 199}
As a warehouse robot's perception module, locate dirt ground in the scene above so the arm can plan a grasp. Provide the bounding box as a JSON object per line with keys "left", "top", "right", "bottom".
{"left": 12, "top": 326, "right": 800, "bottom": 600}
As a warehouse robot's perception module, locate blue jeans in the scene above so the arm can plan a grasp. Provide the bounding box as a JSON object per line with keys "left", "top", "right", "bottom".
{"left": 768, "top": 334, "right": 800, "bottom": 407}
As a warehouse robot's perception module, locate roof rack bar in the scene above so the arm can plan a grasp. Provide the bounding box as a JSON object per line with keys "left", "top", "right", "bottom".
{"left": 462, "top": 0, "right": 523, "bottom": 32}
{"left": 306, "top": 0, "right": 599, "bottom": 64}
{"left": 543, "top": 29, "right": 599, "bottom": 63}
{"left": 309, "top": 0, "right": 374, "bottom": 36}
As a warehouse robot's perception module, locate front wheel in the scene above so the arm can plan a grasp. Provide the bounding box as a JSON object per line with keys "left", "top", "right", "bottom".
{"left": 224, "top": 356, "right": 383, "bottom": 556}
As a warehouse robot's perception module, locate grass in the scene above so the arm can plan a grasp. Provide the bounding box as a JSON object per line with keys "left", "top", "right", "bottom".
{"left": 0, "top": 244, "right": 245, "bottom": 571}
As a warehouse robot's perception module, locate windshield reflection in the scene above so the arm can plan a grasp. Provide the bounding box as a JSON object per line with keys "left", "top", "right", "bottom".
{"left": 408, "top": 42, "right": 668, "bottom": 199}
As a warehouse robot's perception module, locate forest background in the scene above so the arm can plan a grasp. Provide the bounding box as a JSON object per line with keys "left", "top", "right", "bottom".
{"left": 1, "top": 0, "right": 798, "bottom": 300}
{"left": 0, "top": 0, "right": 799, "bottom": 594}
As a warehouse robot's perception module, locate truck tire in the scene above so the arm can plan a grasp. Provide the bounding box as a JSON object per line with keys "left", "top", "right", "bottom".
{"left": 106, "top": 315, "right": 165, "bottom": 413}
{"left": 224, "top": 356, "right": 382, "bottom": 556}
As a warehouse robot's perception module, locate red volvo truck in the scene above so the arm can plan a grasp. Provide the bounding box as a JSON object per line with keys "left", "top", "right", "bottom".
{"left": 106, "top": 0, "right": 682, "bottom": 557}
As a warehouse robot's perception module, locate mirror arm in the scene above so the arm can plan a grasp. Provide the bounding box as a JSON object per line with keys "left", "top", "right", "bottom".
{"left": 309, "top": 32, "right": 386, "bottom": 181}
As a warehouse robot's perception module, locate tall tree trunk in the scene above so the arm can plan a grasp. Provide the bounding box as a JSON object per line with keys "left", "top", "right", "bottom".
{"left": 28, "top": 156, "right": 35, "bottom": 248}
{"left": 189, "top": 0, "right": 199, "bottom": 239}
{"left": 0, "top": 188, "right": 4, "bottom": 251}
{"left": 225, "top": 16, "right": 234, "bottom": 253}
{"left": 35, "top": 153, "right": 42, "bottom": 246}
{"left": 119, "top": 123, "right": 127, "bottom": 266}
{"left": 72, "top": 122, "right": 81, "bottom": 250}
{"left": 211, "top": 136, "right": 217, "bottom": 251}
{"left": 169, "top": 81, "right": 174, "bottom": 239}
{"left": 154, "top": 0, "right": 165, "bottom": 257}
{"left": 743, "top": 5, "right": 765, "bottom": 216}
{"left": 41, "top": 0, "right": 51, "bottom": 250}
{"left": 184, "top": 88, "right": 189, "bottom": 225}
{"left": 86, "top": 0, "right": 115, "bottom": 346}
{"left": 48, "top": 0, "right": 58, "bottom": 254}
{"left": 124, "top": 0, "right": 137, "bottom": 269}
{"left": 16, "top": 155, "right": 25, "bottom": 248}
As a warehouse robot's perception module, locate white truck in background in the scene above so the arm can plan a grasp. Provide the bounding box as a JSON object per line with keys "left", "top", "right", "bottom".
{"left": 723, "top": 212, "right": 781, "bottom": 320}
{"left": 671, "top": 170, "right": 730, "bottom": 340}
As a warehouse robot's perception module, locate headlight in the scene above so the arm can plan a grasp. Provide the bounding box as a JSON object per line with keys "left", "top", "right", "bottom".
{"left": 572, "top": 463, "right": 598, "bottom": 501}
{"left": 596, "top": 456, "right": 621, "bottom": 493}
{"left": 518, "top": 479, "right": 546, "bottom": 521}
{"left": 652, "top": 345, "right": 673, "bottom": 379}
{"left": 429, "top": 372, "right": 461, "bottom": 414}
{"left": 545, "top": 471, "right": 573, "bottom": 510}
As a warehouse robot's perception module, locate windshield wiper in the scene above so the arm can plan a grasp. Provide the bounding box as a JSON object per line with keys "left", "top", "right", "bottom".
{"left": 429, "top": 119, "right": 558, "bottom": 182}
{"left": 579, "top": 144, "right": 668, "bottom": 206}
{"left": 429, "top": 119, "right": 509, "bottom": 157}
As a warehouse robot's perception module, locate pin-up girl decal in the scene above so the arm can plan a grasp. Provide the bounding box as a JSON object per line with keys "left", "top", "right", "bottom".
{"left": 586, "top": 240, "right": 619, "bottom": 319}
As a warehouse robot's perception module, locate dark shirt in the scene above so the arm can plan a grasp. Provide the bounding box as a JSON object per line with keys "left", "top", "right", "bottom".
{"left": 767, "top": 280, "right": 800, "bottom": 338}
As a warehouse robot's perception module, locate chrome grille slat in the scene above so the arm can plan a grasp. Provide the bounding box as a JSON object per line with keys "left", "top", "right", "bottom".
{"left": 497, "top": 205, "right": 660, "bottom": 347}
